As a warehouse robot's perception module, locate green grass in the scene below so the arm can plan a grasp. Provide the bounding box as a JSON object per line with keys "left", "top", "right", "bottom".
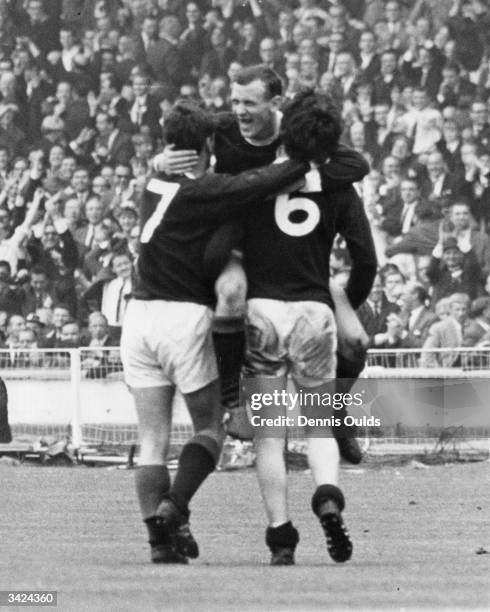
{"left": 0, "top": 463, "right": 488, "bottom": 611}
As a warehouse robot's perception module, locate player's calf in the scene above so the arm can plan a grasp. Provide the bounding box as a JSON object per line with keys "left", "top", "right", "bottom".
{"left": 312, "top": 484, "right": 352, "bottom": 563}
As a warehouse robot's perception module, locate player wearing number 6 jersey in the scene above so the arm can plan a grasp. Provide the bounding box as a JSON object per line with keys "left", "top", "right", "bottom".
{"left": 242, "top": 90, "right": 377, "bottom": 565}
{"left": 120, "top": 101, "right": 308, "bottom": 564}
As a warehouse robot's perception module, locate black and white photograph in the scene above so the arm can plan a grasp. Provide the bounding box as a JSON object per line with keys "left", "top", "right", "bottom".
{"left": 0, "top": 0, "right": 488, "bottom": 610}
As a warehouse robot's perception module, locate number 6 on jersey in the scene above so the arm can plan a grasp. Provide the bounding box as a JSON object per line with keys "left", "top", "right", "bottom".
{"left": 274, "top": 193, "right": 321, "bottom": 237}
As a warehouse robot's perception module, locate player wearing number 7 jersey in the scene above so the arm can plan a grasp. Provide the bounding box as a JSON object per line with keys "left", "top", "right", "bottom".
{"left": 242, "top": 90, "right": 377, "bottom": 566}
{"left": 120, "top": 101, "right": 308, "bottom": 564}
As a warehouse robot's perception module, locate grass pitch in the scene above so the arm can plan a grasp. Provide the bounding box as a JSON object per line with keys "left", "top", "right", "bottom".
{"left": 0, "top": 462, "right": 488, "bottom": 611}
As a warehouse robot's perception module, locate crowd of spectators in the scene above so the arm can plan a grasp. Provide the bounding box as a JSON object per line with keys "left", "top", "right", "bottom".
{"left": 0, "top": 0, "right": 490, "bottom": 366}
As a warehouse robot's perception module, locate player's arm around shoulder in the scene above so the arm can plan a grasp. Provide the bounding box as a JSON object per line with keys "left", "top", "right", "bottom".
{"left": 187, "top": 159, "right": 309, "bottom": 220}
{"left": 318, "top": 145, "right": 370, "bottom": 189}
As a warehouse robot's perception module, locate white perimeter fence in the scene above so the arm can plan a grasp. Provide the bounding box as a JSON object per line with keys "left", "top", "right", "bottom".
{"left": 1, "top": 347, "right": 489, "bottom": 456}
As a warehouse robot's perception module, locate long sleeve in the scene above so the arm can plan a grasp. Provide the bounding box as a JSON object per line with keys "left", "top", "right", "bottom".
{"left": 336, "top": 187, "right": 378, "bottom": 309}
{"left": 318, "top": 146, "right": 370, "bottom": 190}
{"left": 180, "top": 159, "right": 309, "bottom": 223}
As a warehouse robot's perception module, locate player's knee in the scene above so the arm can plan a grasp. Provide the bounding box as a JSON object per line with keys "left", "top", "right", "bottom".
{"left": 215, "top": 264, "right": 247, "bottom": 316}
{"left": 215, "top": 281, "right": 247, "bottom": 316}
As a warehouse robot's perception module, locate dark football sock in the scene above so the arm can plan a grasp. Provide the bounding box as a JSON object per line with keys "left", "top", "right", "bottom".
{"left": 311, "top": 484, "right": 346, "bottom": 516}
{"left": 144, "top": 516, "right": 171, "bottom": 547}
{"left": 265, "top": 521, "right": 300, "bottom": 550}
{"left": 212, "top": 317, "right": 245, "bottom": 408}
{"left": 170, "top": 437, "right": 219, "bottom": 515}
{"left": 335, "top": 351, "right": 367, "bottom": 436}
{"left": 336, "top": 350, "right": 367, "bottom": 394}
{"left": 135, "top": 465, "right": 171, "bottom": 519}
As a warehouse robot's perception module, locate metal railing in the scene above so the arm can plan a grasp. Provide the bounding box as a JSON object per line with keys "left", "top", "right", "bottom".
{"left": 1, "top": 346, "right": 489, "bottom": 452}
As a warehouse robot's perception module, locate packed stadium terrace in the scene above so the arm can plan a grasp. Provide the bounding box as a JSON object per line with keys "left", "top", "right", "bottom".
{"left": 0, "top": 0, "right": 489, "bottom": 357}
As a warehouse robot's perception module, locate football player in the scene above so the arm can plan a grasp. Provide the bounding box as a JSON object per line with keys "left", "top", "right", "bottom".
{"left": 242, "top": 90, "right": 377, "bottom": 565}
{"left": 121, "top": 101, "right": 308, "bottom": 563}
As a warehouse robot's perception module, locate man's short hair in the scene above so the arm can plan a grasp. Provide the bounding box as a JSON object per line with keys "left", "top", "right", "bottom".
{"left": 30, "top": 265, "right": 47, "bottom": 277}
{"left": 280, "top": 89, "right": 342, "bottom": 163}
{"left": 232, "top": 65, "right": 283, "bottom": 99}
{"left": 163, "top": 101, "right": 214, "bottom": 152}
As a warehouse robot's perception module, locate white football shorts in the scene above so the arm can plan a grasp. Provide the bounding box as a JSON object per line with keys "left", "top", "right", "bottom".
{"left": 121, "top": 299, "right": 218, "bottom": 393}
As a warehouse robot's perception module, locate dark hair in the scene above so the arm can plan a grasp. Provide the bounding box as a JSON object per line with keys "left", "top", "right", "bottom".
{"left": 104, "top": 72, "right": 122, "bottom": 93}
{"left": 30, "top": 265, "right": 47, "bottom": 277}
{"left": 411, "top": 284, "right": 428, "bottom": 305}
{"left": 280, "top": 89, "right": 342, "bottom": 163}
{"left": 232, "top": 65, "right": 283, "bottom": 99}
{"left": 163, "top": 101, "right": 214, "bottom": 152}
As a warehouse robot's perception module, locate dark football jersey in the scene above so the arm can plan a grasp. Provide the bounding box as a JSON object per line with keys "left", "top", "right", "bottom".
{"left": 133, "top": 160, "right": 307, "bottom": 305}
{"left": 209, "top": 113, "right": 371, "bottom": 279}
{"left": 213, "top": 113, "right": 281, "bottom": 175}
{"left": 243, "top": 168, "right": 377, "bottom": 309}
{"left": 213, "top": 112, "right": 370, "bottom": 183}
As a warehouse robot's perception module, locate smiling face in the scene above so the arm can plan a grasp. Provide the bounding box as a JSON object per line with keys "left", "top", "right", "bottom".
{"left": 112, "top": 253, "right": 133, "bottom": 279}
{"left": 230, "top": 79, "right": 279, "bottom": 142}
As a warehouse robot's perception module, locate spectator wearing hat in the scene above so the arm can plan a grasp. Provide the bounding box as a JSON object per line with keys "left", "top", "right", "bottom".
{"left": 463, "top": 296, "right": 490, "bottom": 346}
{"left": 25, "top": 312, "right": 46, "bottom": 344}
{"left": 426, "top": 234, "right": 482, "bottom": 305}
{"left": 421, "top": 292, "right": 471, "bottom": 367}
